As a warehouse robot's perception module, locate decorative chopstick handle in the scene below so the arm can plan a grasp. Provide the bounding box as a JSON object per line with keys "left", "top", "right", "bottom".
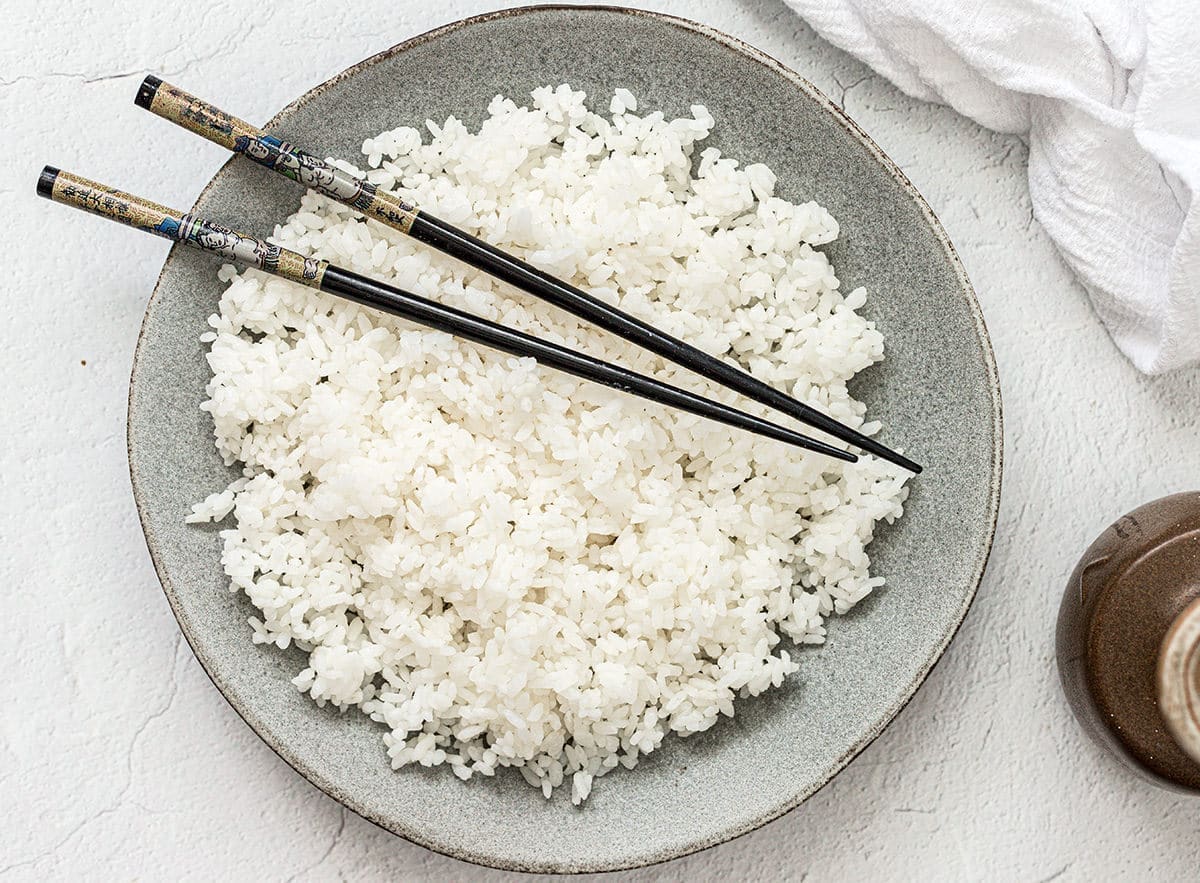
{"left": 136, "top": 75, "right": 421, "bottom": 234}
{"left": 38, "top": 167, "right": 327, "bottom": 287}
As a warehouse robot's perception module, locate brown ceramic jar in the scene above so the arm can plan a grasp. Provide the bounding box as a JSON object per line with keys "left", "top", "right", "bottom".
{"left": 1056, "top": 492, "right": 1200, "bottom": 792}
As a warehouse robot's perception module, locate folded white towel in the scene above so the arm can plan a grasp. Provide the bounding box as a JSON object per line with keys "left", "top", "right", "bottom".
{"left": 784, "top": 0, "right": 1200, "bottom": 373}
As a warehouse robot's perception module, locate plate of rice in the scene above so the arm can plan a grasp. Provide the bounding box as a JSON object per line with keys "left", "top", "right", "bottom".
{"left": 128, "top": 6, "right": 1002, "bottom": 873}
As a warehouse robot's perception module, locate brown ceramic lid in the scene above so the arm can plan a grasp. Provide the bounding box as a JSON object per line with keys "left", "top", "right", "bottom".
{"left": 1057, "top": 491, "right": 1200, "bottom": 791}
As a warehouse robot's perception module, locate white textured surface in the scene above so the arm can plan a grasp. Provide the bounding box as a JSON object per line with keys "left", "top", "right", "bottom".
{"left": 2, "top": 1, "right": 1198, "bottom": 880}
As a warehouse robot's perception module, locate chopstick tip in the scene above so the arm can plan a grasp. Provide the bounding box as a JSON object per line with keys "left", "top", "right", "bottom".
{"left": 859, "top": 439, "right": 921, "bottom": 475}
{"left": 883, "top": 451, "right": 922, "bottom": 474}
{"left": 37, "top": 166, "right": 59, "bottom": 199}
{"left": 135, "top": 74, "right": 163, "bottom": 110}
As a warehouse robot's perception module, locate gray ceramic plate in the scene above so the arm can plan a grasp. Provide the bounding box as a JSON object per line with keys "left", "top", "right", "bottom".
{"left": 129, "top": 6, "right": 1001, "bottom": 874}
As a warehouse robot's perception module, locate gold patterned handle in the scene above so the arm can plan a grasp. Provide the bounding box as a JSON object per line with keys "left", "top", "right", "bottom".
{"left": 137, "top": 75, "right": 420, "bottom": 234}
{"left": 38, "top": 167, "right": 327, "bottom": 287}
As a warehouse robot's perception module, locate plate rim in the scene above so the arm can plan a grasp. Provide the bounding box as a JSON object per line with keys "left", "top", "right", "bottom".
{"left": 127, "top": 4, "right": 1004, "bottom": 873}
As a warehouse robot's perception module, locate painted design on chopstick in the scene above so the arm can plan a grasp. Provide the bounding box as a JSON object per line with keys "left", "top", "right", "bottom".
{"left": 47, "top": 169, "right": 326, "bottom": 287}
{"left": 230, "top": 133, "right": 420, "bottom": 232}
{"left": 182, "top": 217, "right": 326, "bottom": 284}
{"left": 145, "top": 81, "right": 243, "bottom": 151}
{"left": 145, "top": 78, "right": 420, "bottom": 233}
{"left": 51, "top": 171, "right": 184, "bottom": 237}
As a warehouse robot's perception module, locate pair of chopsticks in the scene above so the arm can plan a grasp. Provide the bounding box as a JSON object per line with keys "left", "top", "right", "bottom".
{"left": 38, "top": 75, "right": 919, "bottom": 471}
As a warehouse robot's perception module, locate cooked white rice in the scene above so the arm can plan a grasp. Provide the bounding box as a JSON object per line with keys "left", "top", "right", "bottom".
{"left": 187, "top": 84, "right": 910, "bottom": 804}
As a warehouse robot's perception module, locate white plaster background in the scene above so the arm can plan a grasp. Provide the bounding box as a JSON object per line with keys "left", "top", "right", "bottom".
{"left": 2, "top": 1, "right": 1198, "bottom": 880}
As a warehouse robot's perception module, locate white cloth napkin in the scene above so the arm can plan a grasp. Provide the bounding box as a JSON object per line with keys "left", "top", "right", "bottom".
{"left": 784, "top": 0, "right": 1200, "bottom": 373}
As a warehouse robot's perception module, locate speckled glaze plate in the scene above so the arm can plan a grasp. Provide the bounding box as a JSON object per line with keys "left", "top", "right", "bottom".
{"left": 128, "top": 6, "right": 1002, "bottom": 874}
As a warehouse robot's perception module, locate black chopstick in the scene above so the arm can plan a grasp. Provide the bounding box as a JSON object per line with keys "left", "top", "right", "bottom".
{"left": 133, "top": 76, "right": 919, "bottom": 475}
{"left": 38, "top": 166, "right": 856, "bottom": 463}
